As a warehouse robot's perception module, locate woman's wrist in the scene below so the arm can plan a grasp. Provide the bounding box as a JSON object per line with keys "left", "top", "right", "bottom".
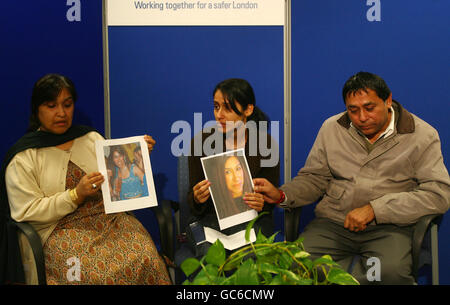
{"left": 69, "top": 188, "right": 79, "bottom": 202}
{"left": 69, "top": 187, "right": 83, "bottom": 205}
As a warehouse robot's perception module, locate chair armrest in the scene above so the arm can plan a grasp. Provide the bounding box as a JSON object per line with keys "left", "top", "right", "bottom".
{"left": 13, "top": 221, "right": 46, "bottom": 285}
{"left": 284, "top": 207, "right": 302, "bottom": 242}
{"left": 411, "top": 213, "right": 443, "bottom": 280}
{"left": 150, "top": 200, "right": 179, "bottom": 262}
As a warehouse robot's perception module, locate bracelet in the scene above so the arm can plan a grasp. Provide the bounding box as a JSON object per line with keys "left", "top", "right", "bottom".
{"left": 275, "top": 189, "right": 285, "bottom": 204}
{"left": 69, "top": 188, "right": 79, "bottom": 202}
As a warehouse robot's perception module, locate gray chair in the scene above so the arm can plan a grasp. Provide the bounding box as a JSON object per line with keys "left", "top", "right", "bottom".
{"left": 12, "top": 220, "right": 46, "bottom": 285}
{"left": 284, "top": 207, "right": 443, "bottom": 285}
{"left": 411, "top": 214, "right": 442, "bottom": 285}
{"left": 159, "top": 155, "right": 193, "bottom": 284}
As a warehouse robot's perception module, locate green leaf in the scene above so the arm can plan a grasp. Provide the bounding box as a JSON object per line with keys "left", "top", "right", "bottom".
{"left": 254, "top": 245, "right": 275, "bottom": 258}
{"left": 299, "top": 258, "right": 313, "bottom": 271}
{"left": 204, "top": 264, "right": 219, "bottom": 277}
{"left": 279, "top": 252, "right": 293, "bottom": 269}
{"left": 268, "top": 274, "right": 284, "bottom": 285}
{"left": 245, "top": 212, "right": 268, "bottom": 242}
{"left": 267, "top": 231, "right": 279, "bottom": 243}
{"left": 260, "top": 271, "right": 273, "bottom": 284}
{"left": 292, "top": 249, "right": 310, "bottom": 259}
{"left": 205, "top": 240, "right": 226, "bottom": 267}
{"left": 259, "top": 262, "right": 280, "bottom": 274}
{"left": 294, "top": 236, "right": 305, "bottom": 245}
{"left": 235, "top": 258, "right": 259, "bottom": 285}
{"left": 191, "top": 273, "right": 211, "bottom": 285}
{"left": 255, "top": 230, "right": 267, "bottom": 243}
{"left": 219, "top": 273, "right": 236, "bottom": 285}
{"left": 278, "top": 269, "right": 300, "bottom": 283}
{"left": 296, "top": 278, "right": 314, "bottom": 285}
{"left": 180, "top": 257, "right": 200, "bottom": 277}
{"left": 312, "top": 255, "right": 340, "bottom": 267}
{"left": 223, "top": 258, "right": 242, "bottom": 271}
{"left": 256, "top": 253, "right": 279, "bottom": 265}
{"left": 327, "top": 268, "right": 359, "bottom": 285}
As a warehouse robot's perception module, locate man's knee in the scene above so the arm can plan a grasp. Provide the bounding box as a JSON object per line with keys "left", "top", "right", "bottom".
{"left": 360, "top": 256, "right": 414, "bottom": 285}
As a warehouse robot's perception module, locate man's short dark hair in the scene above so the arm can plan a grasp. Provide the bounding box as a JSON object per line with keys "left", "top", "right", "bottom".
{"left": 342, "top": 72, "right": 391, "bottom": 104}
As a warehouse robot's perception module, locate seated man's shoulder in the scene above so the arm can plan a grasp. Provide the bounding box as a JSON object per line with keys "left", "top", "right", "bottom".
{"left": 410, "top": 113, "right": 439, "bottom": 136}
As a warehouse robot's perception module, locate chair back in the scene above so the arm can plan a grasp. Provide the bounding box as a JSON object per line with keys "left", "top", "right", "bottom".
{"left": 177, "top": 154, "right": 191, "bottom": 234}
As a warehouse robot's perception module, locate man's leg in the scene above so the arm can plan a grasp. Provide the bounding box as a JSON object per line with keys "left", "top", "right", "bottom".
{"left": 353, "top": 224, "right": 415, "bottom": 285}
{"left": 299, "top": 218, "right": 359, "bottom": 273}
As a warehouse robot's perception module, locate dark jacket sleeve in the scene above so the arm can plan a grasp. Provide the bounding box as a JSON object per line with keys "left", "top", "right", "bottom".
{"left": 187, "top": 136, "right": 215, "bottom": 218}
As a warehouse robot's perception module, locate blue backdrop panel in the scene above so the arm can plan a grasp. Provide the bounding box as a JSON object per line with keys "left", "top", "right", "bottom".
{"left": 291, "top": 0, "right": 450, "bottom": 284}
{"left": 0, "top": 0, "right": 104, "bottom": 160}
{"left": 107, "top": 26, "right": 285, "bottom": 235}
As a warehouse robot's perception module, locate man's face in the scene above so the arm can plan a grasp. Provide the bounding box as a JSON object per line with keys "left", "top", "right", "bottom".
{"left": 345, "top": 88, "right": 392, "bottom": 142}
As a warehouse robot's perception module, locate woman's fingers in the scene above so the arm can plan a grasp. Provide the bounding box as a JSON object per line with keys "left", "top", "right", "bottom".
{"left": 193, "top": 180, "right": 211, "bottom": 204}
{"left": 76, "top": 172, "right": 104, "bottom": 198}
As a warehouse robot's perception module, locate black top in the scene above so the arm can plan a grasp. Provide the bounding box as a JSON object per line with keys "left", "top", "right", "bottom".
{"left": 187, "top": 129, "right": 280, "bottom": 237}
{"left": 0, "top": 125, "right": 96, "bottom": 284}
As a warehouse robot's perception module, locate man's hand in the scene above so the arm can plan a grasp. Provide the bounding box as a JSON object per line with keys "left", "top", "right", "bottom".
{"left": 253, "top": 178, "right": 281, "bottom": 204}
{"left": 243, "top": 192, "right": 265, "bottom": 211}
{"left": 344, "top": 204, "right": 375, "bottom": 232}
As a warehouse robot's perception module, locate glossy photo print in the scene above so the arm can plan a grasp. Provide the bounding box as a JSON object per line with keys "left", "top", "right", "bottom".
{"left": 95, "top": 136, "right": 158, "bottom": 213}
{"left": 201, "top": 148, "right": 258, "bottom": 230}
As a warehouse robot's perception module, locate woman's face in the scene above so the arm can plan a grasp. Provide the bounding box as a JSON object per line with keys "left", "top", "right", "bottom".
{"left": 224, "top": 156, "right": 244, "bottom": 198}
{"left": 37, "top": 87, "right": 74, "bottom": 134}
{"left": 213, "top": 89, "right": 249, "bottom": 133}
{"left": 112, "top": 150, "right": 126, "bottom": 168}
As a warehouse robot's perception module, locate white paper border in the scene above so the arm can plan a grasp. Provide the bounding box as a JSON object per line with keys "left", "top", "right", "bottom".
{"left": 95, "top": 136, "right": 158, "bottom": 214}
{"left": 201, "top": 148, "right": 258, "bottom": 230}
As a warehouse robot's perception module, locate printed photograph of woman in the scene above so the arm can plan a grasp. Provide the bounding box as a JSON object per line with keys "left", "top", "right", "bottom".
{"left": 105, "top": 143, "right": 149, "bottom": 202}
{"left": 201, "top": 150, "right": 255, "bottom": 224}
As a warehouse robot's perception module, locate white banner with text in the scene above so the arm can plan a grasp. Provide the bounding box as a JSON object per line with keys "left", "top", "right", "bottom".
{"left": 106, "top": 0, "right": 285, "bottom": 26}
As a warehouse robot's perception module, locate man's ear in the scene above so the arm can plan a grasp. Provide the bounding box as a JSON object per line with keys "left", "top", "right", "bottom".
{"left": 385, "top": 93, "right": 393, "bottom": 108}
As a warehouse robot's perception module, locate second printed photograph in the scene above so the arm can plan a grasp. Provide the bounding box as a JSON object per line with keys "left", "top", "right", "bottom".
{"left": 201, "top": 148, "right": 258, "bottom": 230}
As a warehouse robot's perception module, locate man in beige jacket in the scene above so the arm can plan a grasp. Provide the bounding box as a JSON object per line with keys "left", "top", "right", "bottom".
{"left": 254, "top": 71, "right": 450, "bottom": 284}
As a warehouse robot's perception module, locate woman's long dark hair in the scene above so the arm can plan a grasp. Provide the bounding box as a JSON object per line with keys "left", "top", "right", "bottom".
{"left": 107, "top": 145, "right": 133, "bottom": 200}
{"left": 27, "top": 74, "right": 77, "bottom": 132}
{"left": 213, "top": 78, "right": 269, "bottom": 126}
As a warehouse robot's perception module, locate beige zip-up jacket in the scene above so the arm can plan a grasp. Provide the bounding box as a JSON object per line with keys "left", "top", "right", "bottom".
{"left": 280, "top": 101, "right": 450, "bottom": 225}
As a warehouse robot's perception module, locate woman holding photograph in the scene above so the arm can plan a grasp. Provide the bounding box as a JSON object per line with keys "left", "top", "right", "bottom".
{"left": 108, "top": 145, "right": 148, "bottom": 201}
{"left": 1, "top": 74, "right": 170, "bottom": 284}
{"left": 187, "top": 78, "right": 280, "bottom": 238}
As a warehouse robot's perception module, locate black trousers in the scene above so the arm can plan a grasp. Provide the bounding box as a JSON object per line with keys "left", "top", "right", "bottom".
{"left": 299, "top": 218, "right": 415, "bottom": 285}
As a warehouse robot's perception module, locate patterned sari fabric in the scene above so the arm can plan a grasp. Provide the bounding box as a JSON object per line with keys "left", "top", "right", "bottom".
{"left": 44, "top": 161, "right": 171, "bottom": 285}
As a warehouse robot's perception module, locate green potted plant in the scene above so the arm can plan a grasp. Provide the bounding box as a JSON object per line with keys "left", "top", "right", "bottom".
{"left": 180, "top": 213, "right": 359, "bottom": 285}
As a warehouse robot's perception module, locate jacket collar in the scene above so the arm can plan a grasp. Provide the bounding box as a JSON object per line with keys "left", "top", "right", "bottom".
{"left": 337, "top": 100, "right": 415, "bottom": 134}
